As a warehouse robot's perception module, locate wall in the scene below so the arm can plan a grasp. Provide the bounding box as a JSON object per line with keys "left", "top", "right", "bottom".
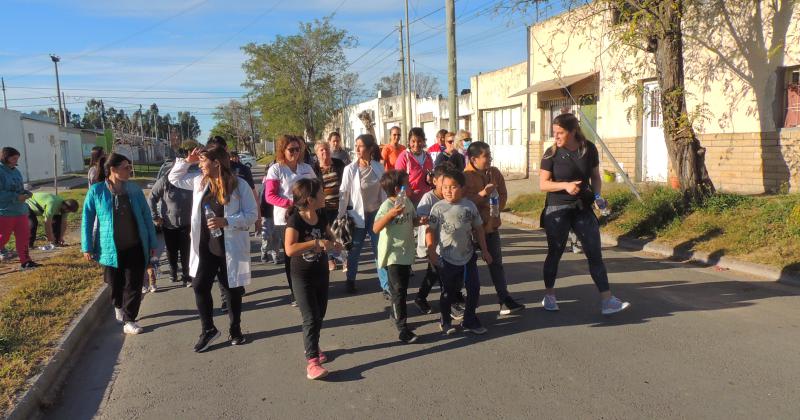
{"left": 20, "top": 117, "right": 63, "bottom": 182}
{"left": 61, "top": 128, "right": 84, "bottom": 173}
{"left": 0, "top": 109, "right": 29, "bottom": 181}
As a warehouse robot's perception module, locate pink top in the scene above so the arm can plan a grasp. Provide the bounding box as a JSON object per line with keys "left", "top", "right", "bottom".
{"left": 394, "top": 149, "right": 433, "bottom": 205}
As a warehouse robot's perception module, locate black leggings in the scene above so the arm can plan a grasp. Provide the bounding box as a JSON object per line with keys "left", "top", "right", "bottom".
{"left": 276, "top": 225, "right": 294, "bottom": 298}
{"left": 27, "top": 212, "right": 63, "bottom": 247}
{"left": 103, "top": 246, "right": 145, "bottom": 322}
{"left": 192, "top": 252, "right": 245, "bottom": 333}
{"left": 387, "top": 264, "right": 412, "bottom": 331}
{"left": 542, "top": 206, "right": 609, "bottom": 292}
{"left": 291, "top": 258, "right": 329, "bottom": 360}
{"left": 163, "top": 226, "right": 190, "bottom": 279}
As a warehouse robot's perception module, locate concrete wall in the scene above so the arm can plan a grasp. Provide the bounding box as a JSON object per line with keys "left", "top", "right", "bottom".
{"left": 0, "top": 109, "right": 29, "bottom": 181}
{"left": 20, "top": 117, "right": 63, "bottom": 182}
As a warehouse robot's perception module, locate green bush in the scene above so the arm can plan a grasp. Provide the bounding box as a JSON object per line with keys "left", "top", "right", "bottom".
{"left": 790, "top": 203, "right": 800, "bottom": 236}
{"left": 616, "top": 186, "right": 686, "bottom": 238}
{"left": 700, "top": 193, "right": 753, "bottom": 214}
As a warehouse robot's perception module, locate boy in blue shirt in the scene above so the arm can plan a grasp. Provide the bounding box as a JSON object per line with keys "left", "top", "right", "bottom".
{"left": 426, "top": 169, "right": 492, "bottom": 335}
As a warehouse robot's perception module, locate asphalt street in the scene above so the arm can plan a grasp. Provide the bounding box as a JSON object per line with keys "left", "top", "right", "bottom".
{"left": 41, "top": 224, "right": 800, "bottom": 420}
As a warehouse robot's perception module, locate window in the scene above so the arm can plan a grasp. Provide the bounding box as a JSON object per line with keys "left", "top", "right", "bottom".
{"left": 483, "top": 106, "right": 521, "bottom": 146}
{"left": 649, "top": 89, "right": 661, "bottom": 128}
{"left": 786, "top": 67, "right": 800, "bottom": 128}
{"left": 542, "top": 98, "right": 577, "bottom": 140}
{"left": 28, "top": 133, "right": 34, "bottom": 143}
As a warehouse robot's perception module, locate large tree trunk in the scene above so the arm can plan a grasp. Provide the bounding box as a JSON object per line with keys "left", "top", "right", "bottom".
{"left": 655, "top": 0, "right": 715, "bottom": 201}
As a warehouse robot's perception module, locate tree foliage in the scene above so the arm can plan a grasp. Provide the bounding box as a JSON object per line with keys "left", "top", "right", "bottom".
{"left": 242, "top": 17, "right": 360, "bottom": 141}
{"left": 212, "top": 99, "right": 259, "bottom": 153}
{"left": 375, "top": 72, "right": 441, "bottom": 97}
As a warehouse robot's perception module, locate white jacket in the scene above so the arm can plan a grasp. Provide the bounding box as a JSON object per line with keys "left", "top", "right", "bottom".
{"left": 169, "top": 159, "right": 258, "bottom": 287}
{"left": 337, "top": 160, "right": 386, "bottom": 228}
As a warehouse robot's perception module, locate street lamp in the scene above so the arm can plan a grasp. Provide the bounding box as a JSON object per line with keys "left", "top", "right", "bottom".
{"left": 50, "top": 54, "right": 62, "bottom": 193}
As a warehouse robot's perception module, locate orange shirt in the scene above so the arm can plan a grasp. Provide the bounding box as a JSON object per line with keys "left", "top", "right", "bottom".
{"left": 381, "top": 143, "right": 406, "bottom": 172}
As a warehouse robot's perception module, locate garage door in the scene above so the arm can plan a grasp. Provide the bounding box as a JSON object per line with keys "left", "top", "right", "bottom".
{"left": 483, "top": 106, "right": 525, "bottom": 175}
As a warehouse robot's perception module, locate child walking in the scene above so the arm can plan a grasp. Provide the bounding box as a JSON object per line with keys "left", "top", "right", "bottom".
{"left": 373, "top": 170, "right": 420, "bottom": 344}
{"left": 426, "top": 169, "right": 493, "bottom": 335}
{"left": 284, "top": 178, "right": 340, "bottom": 380}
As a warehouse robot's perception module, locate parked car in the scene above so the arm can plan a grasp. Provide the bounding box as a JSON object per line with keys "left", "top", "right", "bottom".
{"left": 238, "top": 152, "right": 257, "bottom": 168}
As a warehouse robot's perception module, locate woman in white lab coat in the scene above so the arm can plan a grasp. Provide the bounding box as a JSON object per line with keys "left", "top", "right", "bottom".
{"left": 169, "top": 146, "right": 258, "bottom": 353}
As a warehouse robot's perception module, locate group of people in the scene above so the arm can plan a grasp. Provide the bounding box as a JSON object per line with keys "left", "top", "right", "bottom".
{"left": 0, "top": 112, "right": 630, "bottom": 381}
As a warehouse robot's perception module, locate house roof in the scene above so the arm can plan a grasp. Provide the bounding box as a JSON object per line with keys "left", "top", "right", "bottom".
{"left": 509, "top": 71, "right": 597, "bottom": 97}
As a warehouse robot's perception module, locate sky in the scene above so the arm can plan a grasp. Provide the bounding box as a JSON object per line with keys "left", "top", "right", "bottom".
{"left": 0, "top": 0, "right": 544, "bottom": 137}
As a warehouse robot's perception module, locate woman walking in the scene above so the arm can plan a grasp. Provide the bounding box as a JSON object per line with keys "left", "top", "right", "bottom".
{"left": 87, "top": 146, "right": 105, "bottom": 187}
{"left": 285, "top": 178, "right": 339, "bottom": 379}
{"left": 81, "top": 153, "right": 158, "bottom": 334}
{"left": 148, "top": 172, "right": 193, "bottom": 286}
{"left": 394, "top": 127, "right": 433, "bottom": 205}
{"left": 169, "top": 147, "right": 258, "bottom": 351}
{"left": 264, "top": 135, "right": 317, "bottom": 305}
{"left": 0, "top": 147, "right": 38, "bottom": 269}
{"left": 338, "top": 134, "right": 389, "bottom": 295}
{"left": 539, "top": 113, "right": 630, "bottom": 315}
{"left": 312, "top": 140, "right": 345, "bottom": 272}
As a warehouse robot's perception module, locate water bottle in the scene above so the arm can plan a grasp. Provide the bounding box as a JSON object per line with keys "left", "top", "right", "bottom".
{"left": 394, "top": 186, "right": 407, "bottom": 224}
{"left": 39, "top": 243, "right": 55, "bottom": 251}
{"left": 489, "top": 189, "right": 500, "bottom": 218}
{"left": 595, "top": 194, "right": 611, "bottom": 216}
{"left": 204, "top": 204, "right": 223, "bottom": 238}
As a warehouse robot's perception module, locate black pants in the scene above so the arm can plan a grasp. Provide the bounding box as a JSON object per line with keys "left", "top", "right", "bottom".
{"left": 542, "top": 206, "right": 610, "bottom": 292}
{"left": 418, "top": 262, "right": 464, "bottom": 303}
{"left": 276, "top": 225, "right": 294, "bottom": 298}
{"left": 192, "top": 252, "right": 244, "bottom": 333}
{"left": 163, "top": 226, "right": 190, "bottom": 280}
{"left": 27, "top": 213, "right": 63, "bottom": 247}
{"left": 291, "top": 258, "right": 329, "bottom": 360}
{"left": 388, "top": 264, "right": 412, "bottom": 331}
{"left": 104, "top": 246, "right": 145, "bottom": 322}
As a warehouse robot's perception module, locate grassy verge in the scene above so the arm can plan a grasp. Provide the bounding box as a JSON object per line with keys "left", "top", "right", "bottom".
{"left": 132, "top": 163, "right": 159, "bottom": 179}
{"left": 0, "top": 248, "right": 103, "bottom": 415}
{"left": 257, "top": 154, "right": 274, "bottom": 165}
{"left": 506, "top": 186, "right": 800, "bottom": 274}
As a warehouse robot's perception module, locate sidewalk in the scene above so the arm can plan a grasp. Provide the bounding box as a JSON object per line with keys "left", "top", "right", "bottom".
{"left": 505, "top": 175, "right": 539, "bottom": 203}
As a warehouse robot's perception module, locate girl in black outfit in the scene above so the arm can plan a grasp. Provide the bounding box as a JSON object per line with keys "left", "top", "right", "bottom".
{"left": 285, "top": 178, "right": 340, "bottom": 380}
{"left": 538, "top": 113, "right": 630, "bottom": 315}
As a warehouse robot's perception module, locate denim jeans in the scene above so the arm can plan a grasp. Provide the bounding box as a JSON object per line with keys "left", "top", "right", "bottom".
{"left": 542, "top": 205, "right": 610, "bottom": 292}
{"left": 260, "top": 217, "right": 281, "bottom": 257}
{"left": 345, "top": 211, "right": 389, "bottom": 291}
{"left": 439, "top": 254, "right": 481, "bottom": 329}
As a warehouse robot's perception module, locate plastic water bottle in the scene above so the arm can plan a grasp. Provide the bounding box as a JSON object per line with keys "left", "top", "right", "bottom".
{"left": 489, "top": 189, "right": 500, "bottom": 218}
{"left": 395, "top": 186, "right": 408, "bottom": 224}
{"left": 204, "top": 204, "right": 223, "bottom": 238}
{"left": 39, "top": 243, "right": 55, "bottom": 251}
{"left": 595, "top": 194, "right": 611, "bottom": 216}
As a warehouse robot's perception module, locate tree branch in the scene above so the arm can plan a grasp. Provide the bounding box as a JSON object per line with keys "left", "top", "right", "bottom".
{"left": 684, "top": 33, "right": 753, "bottom": 83}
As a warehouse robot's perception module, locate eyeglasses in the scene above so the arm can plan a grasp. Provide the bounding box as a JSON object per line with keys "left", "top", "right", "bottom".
{"left": 287, "top": 147, "right": 301, "bottom": 153}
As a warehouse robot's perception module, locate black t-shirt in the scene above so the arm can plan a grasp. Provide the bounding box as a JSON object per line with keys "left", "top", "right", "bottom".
{"left": 201, "top": 189, "right": 226, "bottom": 257}
{"left": 113, "top": 193, "right": 141, "bottom": 251}
{"left": 230, "top": 161, "right": 255, "bottom": 189}
{"left": 286, "top": 210, "right": 329, "bottom": 271}
{"left": 540, "top": 141, "right": 599, "bottom": 206}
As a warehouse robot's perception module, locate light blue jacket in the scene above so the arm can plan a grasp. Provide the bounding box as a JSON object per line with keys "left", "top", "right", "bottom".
{"left": 0, "top": 164, "right": 31, "bottom": 217}
{"left": 81, "top": 181, "right": 158, "bottom": 268}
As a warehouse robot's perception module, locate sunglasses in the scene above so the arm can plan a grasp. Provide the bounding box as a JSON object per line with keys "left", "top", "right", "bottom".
{"left": 287, "top": 147, "right": 301, "bottom": 153}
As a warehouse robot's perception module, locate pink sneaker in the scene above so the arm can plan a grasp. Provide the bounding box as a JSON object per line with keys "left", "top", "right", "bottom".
{"left": 318, "top": 351, "right": 327, "bottom": 364}
{"left": 306, "top": 358, "right": 328, "bottom": 380}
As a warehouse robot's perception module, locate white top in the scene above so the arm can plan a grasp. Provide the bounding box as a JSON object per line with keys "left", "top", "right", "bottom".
{"left": 265, "top": 162, "right": 317, "bottom": 226}
{"left": 338, "top": 160, "right": 387, "bottom": 229}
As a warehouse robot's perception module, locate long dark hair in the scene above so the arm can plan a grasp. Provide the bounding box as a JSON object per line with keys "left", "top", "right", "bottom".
{"left": 355, "top": 134, "right": 379, "bottom": 162}
{"left": 287, "top": 177, "right": 322, "bottom": 219}
{"left": 199, "top": 147, "right": 238, "bottom": 205}
{"left": 95, "top": 156, "right": 107, "bottom": 183}
{"left": 1, "top": 147, "right": 20, "bottom": 164}
{"left": 104, "top": 153, "right": 131, "bottom": 179}
{"left": 543, "top": 113, "right": 589, "bottom": 159}
{"left": 89, "top": 146, "right": 104, "bottom": 167}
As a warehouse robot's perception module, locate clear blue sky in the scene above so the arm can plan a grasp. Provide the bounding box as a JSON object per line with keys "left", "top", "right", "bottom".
{"left": 0, "top": 0, "right": 540, "bottom": 137}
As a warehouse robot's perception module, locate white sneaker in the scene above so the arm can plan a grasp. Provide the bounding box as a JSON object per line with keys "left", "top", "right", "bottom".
{"left": 141, "top": 286, "right": 149, "bottom": 294}
{"left": 114, "top": 307, "right": 124, "bottom": 324}
{"left": 601, "top": 296, "right": 630, "bottom": 315}
{"left": 149, "top": 284, "right": 157, "bottom": 293}
{"left": 123, "top": 321, "right": 143, "bottom": 335}
{"left": 541, "top": 294, "right": 560, "bottom": 311}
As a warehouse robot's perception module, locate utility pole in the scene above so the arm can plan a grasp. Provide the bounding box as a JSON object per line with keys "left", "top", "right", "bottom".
{"left": 99, "top": 100, "right": 106, "bottom": 130}
{"left": 1, "top": 77, "right": 7, "bottom": 109}
{"left": 398, "top": 20, "right": 408, "bottom": 143}
{"left": 404, "top": 0, "right": 413, "bottom": 128}
{"left": 139, "top": 104, "right": 144, "bottom": 143}
{"left": 50, "top": 55, "right": 65, "bottom": 127}
{"left": 445, "top": 0, "right": 458, "bottom": 133}
{"left": 62, "top": 92, "right": 67, "bottom": 124}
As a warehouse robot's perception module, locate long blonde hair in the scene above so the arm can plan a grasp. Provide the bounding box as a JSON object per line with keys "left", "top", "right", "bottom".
{"left": 200, "top": 147, "right": 238, "bottom": 205}
{"left": 543, "top": 113, "right": 588, "bottom": 159}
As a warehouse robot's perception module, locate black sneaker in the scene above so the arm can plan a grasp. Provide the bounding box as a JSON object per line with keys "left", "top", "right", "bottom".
{"left": 20, "top": 260, "right": 41, "bottom": 270}
{"left": 499, "top": 298, "right": 525, "bottom": 315}
{"left": 170, "top": 274, "right": 179, "bottom": 283}
{"left": 346, "top": 281, "right": 358, "bottom": 294}
{"left": 399, "top": 329, "right": 418, "bottom": 344}
{"left": 194, "top": 327, "right": 220, "bottom": 352}
{"left": 414, "top": 297, "right": 432, "bottom": 314}
{"left": 451, "top": 304, "right": 465, "bottom": 321}
{"left": 439, "top": 322, "right": 457, "bottom": 335}
{"left": 229, "top": 327, "right": 246, "bottom": 345}
{"left": 220, "top": 302, "right": 228, "bottom": 313}
{"left": 382, "top": 289, "right": 391, "bottom": 301}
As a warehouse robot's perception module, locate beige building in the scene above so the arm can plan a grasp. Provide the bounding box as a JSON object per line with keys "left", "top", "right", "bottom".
{"left": 513, "top": 2, "right": 800, "bottom": 193}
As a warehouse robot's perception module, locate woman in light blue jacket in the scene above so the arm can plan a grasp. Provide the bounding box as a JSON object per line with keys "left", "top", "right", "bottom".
{"left": 169, "top": 146, "right": 258, "bottom": 352}
{"left": 81, "top": 153, "right": 158, "bottom": 335}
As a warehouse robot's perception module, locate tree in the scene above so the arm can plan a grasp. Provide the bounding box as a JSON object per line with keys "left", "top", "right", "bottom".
{"left": 212, "top": 99, "right": 258, "bottom": 153}
{"left": 81, "top": 99, "right": 105, "bottom": 129}
{"left": 506, "top": 0, "right": 717, "bottom": 200}
{"left": 375, "top": 72, "right": 440, "bottom": 97}
{"left": 242, "top": 16, "right": 359, "bottom": 140}
{"left": 181, "top": 139, "right": 200, "bottom": 151}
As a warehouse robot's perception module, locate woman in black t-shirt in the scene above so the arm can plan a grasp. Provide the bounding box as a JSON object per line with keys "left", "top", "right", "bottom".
{"left": 539, "top": 113, "right": 630, "bottom": 316}
{"left": 285, "top": 178, "right": 340, "bottom": 380}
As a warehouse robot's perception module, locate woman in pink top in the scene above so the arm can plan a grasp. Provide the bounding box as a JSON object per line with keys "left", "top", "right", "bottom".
{"left": 264, "top": 134, "right": 317, "bottom": 305}
{"left": 394, "top": 127, "right": 433, "bottom": 205}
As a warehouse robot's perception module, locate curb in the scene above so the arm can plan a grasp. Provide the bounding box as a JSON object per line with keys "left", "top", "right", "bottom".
{"left": 500, "top": 212, "right": 800, "bottom": 287}
{"left": 7, "top": 284, "right": 110, "bottom": 420}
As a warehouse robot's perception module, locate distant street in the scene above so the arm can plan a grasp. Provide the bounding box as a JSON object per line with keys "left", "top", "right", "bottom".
{"left": 45, "top": 225, "right": 800, "bottom": 419}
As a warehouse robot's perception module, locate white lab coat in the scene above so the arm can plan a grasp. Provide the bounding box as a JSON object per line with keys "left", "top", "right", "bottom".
{"left": 337, "top": 160, "right": 386, "bottom": 228}
{"left": 169, "top": 159, "right": 258, "bottom": 287}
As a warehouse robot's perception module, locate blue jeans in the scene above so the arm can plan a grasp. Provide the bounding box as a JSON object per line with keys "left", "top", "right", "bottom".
{"left": 346, "top": 210, "right": 389, "bottom": 291}
{"left": 439, "top": 253, "right": 481, "bottom": 329}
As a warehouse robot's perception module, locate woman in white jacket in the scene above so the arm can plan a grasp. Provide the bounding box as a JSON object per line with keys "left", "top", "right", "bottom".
{"left": 169, "top": 147, "right": 258, "bottom": 352}
{"left": 338, "top": 134, "right": 388, "bottom": 295}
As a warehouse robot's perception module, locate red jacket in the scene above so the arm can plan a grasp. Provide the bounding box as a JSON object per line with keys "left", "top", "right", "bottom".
{"left": 394, "top": 149, "right": 433, "bottom": 204}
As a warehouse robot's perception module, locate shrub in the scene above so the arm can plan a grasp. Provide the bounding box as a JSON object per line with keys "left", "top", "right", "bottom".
{"left": 616, "top": 186, "right": 686, "bottom": 238}
{"left": 786, "top": 203, "right": 800, "bottom": 237}
{"left": 700, "top": 193, "right": 753, "bottom": 214}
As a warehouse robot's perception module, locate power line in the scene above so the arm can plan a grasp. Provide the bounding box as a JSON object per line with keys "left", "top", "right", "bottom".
{"left": 347, "top": 28, "right": 398, "bottom": 68}
{"left": 4, "top": 85, "right": 247, "bottom": 94}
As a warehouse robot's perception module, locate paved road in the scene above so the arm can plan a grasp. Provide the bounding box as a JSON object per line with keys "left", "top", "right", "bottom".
{"left": 44, "top": 226, "right": 800, "bottom": 419}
